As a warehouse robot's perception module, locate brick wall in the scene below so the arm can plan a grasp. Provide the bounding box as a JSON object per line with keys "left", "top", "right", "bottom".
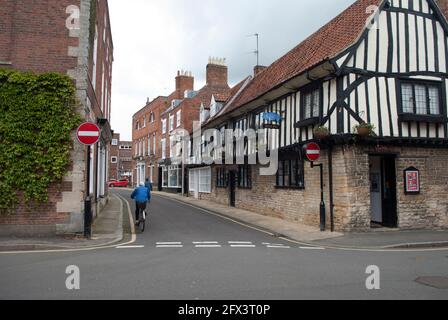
{"left": 0, "top": 0, "right": 80, "bottom": 74}
{"left": 0, "top": 0, "right": 114, "bottom": 236}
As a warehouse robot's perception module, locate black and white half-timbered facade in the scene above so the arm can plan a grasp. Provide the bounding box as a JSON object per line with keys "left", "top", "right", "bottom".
{"left": 187, "top": 0, "right": 448, "bottom": 232}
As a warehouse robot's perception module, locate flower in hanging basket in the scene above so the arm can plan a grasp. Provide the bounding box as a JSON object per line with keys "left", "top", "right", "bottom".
{"left": 313, "top": 126, "right": 330, "bottom": 140}
{"left": 354, "top": 123, "right": 375, "bottom": 137}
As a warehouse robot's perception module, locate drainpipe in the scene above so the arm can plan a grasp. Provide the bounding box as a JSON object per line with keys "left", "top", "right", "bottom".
{"left": 328, "top": 143, "right": 335, "bottom": 232}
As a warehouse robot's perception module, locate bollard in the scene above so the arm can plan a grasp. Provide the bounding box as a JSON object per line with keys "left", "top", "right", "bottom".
{"left": 84, "top": 197, "right": 92, "bottom": 239}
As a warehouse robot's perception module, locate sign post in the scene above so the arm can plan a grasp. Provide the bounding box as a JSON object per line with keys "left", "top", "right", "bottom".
{"left": 77, "top": 122, "right": 101, "bottom": 239}
{"left": 304, "top": 143, "right": 326, "bottom": 232}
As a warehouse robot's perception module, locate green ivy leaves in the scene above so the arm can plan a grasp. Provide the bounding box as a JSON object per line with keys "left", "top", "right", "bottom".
{"left": 0, "top": 69, "right": 81, "bottom": 214}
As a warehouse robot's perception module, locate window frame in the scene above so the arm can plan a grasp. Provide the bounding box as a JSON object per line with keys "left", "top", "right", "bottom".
{"left": 216, "top": 168, "right": 228, "bottom": 188}
{"left": 176, "top": 110, "right": 182, "bottom": 128}
{"left": 199, "top": 167, "right": 212, "bottom": 193}
{"left": 111, "top": 156, "right": 118, "bottom": 164}
{"left": 237, "top": 165, "right": 252, "bottom": 189}
{"left": 276, "top": 157, "right": 305, "bottom": 189}
{"left": 162, "top": 118, "right": 167, "bottom": 134}
{"left": 169, "top": 114, "right": 175, "bottom": 132}
{"left": 297, "top": 82, "right": 323, "bottom": 128}
{"left": 301, "top": 83, "right": 323, "bottom": 120}
{"left": 397, "top": 79, "right": 447, "bottom": 123}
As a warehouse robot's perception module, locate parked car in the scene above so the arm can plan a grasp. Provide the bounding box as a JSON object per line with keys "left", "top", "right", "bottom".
{"left": 108, "top": 179, "right": 129, "bottom": 188}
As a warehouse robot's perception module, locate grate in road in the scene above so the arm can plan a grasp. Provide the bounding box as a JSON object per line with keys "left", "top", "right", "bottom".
{"left": 415, "top": 277, "right": 448, "bottom": 289}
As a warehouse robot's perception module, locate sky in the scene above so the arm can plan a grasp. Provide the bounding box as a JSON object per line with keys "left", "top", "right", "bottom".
{"left": 108, "top": 0, "right": 355, "bottom": 141}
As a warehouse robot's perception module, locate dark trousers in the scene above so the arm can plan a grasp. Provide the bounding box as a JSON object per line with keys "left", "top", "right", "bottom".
{"left": 135, "top": 202, "right": 147, "bottom": 221}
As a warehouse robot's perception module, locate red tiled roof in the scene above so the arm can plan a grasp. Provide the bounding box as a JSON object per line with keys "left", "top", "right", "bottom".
{"left": 195, "top": 84, "right": 231, "bottom": 110}
{"left": 203, "top": 76, "right": 252, "bottom": 126}
{"left": 227, "top": 0, "right": 383, "bottom": 114}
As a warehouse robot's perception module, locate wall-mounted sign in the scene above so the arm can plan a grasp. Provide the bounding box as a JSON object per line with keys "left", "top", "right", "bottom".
{"left": 404, "top": 167, "right": 420, "bottom": 194}
{"left": 303, "top": 142, "right": 321, "bottom": 162}
{"left": 263, "top": 112, "right": 281, "bottom": 129}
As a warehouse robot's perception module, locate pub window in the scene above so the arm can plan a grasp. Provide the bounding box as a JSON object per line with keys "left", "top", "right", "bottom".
{"left": 276, "top": 158, "right": 305, "bottom": 189}
{"left": 216, "top": 168, "right": 228, "bottom": 188}
{"left": 238, "top": 165, "right": 252, "bottom": 189}
{"left": 400, "top": 81, "right": 442, "bottom": 116}
{"left": 301, "top": 87, "right": 321, "bottom": 119}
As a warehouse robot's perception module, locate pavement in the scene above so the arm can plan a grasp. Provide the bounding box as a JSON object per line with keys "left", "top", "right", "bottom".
{"left": 0, "top": 195, "right": 125, "bottom": 252}
{"left": 153, "top": 191, "right": 448, "bottom": 250}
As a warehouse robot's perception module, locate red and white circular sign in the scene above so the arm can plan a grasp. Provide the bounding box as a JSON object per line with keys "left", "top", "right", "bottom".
{"left": 304, "top": 142, "right": 321, "bottom": 162}
{"left": 77, "top": 122, "right": 101, "bottom": 146}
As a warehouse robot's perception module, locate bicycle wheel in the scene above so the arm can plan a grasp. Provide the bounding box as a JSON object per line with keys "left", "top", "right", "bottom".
{"left": 140, "top": 210, "right": 146, "bottom": 233}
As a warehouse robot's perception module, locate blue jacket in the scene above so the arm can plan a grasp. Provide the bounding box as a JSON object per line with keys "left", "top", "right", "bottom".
{"left": 131, "top": 186, "right": 151, "bottom": 203}
{"left": 145, "top": 182, "right": 153, "bottom": 192}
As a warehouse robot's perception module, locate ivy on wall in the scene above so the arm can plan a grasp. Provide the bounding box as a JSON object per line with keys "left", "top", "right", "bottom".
{"left": 0, "top": 69, "right": 81, "bottom": 214}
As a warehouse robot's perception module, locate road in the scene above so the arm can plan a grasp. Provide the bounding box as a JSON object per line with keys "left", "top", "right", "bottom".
{"left": 0, "top": 189, "right": 447, "bottom": 300}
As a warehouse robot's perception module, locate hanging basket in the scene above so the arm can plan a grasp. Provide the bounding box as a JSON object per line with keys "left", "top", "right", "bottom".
{"left": 313, "top": 127, "right": 330, "bottom": 140}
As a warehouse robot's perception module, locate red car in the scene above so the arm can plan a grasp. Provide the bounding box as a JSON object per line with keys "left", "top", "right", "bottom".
{"left": 108, "top": 179, "right": 129, "bottom": 188}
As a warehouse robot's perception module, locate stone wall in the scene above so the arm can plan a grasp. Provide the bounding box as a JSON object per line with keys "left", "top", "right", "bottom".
{"left": 188, "top": 145, "right": 448, "bottom": 232}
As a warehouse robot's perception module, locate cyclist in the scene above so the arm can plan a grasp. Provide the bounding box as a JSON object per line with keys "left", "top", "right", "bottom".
{"left": 131, "top": 182, "right": 151, "bottom": 226}
{"left": 145, "top": 178, "right": 153, "bottom": 192}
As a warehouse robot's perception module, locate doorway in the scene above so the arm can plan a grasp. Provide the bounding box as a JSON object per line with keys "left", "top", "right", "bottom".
{"left": 369, "top": 155, "right": 398, "bottom": 228}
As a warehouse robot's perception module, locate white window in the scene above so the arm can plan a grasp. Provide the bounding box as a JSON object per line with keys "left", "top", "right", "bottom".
{"left": 92, "top": 26, "right": 98, "bottom": 91}
{"left": 153, "top": 134, "right": 156, "bottom": 155}
{"left": 169, "top": 135, "right": 174, "bottom": 158}
{"left": 161, "top": 139, "right": 166, "bottom": 159}
{"left": 176, "top": 110, "right": 181, "bottom": 127}
{"left": 170, "top": 114, "right": 174, "bottom": 132}
{"left": 111, "top": 139, "right": 118, "bottom": 146}
{"left": 168, "top": 166, "right": 181, "bottom": 188}
{"left": 142, "top": 138, "right": 145, "bottom": 156}
{"left": 189, "top": 170, "right": 196, "bottom": 192}
{"left": 148, "top": 135, "right": 151, "bottom": 155}
{"left": 162, "top": 119, "right": 167, "bottom": 134}
{"left": 199, "top": 167, "right": 211, "bottom": 193}
{"left": 111, "top": 156, "right": 118, "bottom": 164}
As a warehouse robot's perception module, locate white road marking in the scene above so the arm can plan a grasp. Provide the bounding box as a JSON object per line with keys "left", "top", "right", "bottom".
{"left": 157, "top": 242, "right": 182, "bottom": 245}
{"left": 195, "top": 245, "right": 222, "bottom": 248}
{"left": 300, "top": 247, "right": 326, "bottom": 250}
{"left": 229, "top": 241, "right": 253, "bottom": 244}
{"left": 116, "top": 245, "right": 145, "bottom": 249}
{"left": 231, "top": 245, "right": 256, "bottom": 248}
{"left": 267, "top": 245, "right": 291, "bottom": 249}
{"left": 193, "top": 242, "right": 219, "bottom": 245}
{"left": 156, "top": 245, "right": 183, "bottom": 248}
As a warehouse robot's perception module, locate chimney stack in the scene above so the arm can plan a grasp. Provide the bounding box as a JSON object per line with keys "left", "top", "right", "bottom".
{"left": 206, "top": 57, "right": 229, "bottom": 88}
{"left": 253, "top": 65, "right": 267, "bottom": 77}
{"left": 175, "top": 70, "right": 194, "bottom": 100}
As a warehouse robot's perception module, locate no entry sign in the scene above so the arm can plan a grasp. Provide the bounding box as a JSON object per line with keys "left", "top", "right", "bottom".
{"left": 304, "top": 142, "right": 321, "bottom": 162}
{"left": 77, "top": 122, "right": 100, "bottom": 146}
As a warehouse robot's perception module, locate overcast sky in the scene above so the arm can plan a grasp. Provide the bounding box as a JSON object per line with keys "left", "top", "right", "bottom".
{"left": 108, "top": 0, "right": 355, "bottom": 141}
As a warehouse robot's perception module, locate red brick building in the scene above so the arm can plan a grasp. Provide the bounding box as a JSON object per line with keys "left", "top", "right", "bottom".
{"left": 132, "top": 96, "right": 169, "bottom": 188}
{"left": 109, "top": 133, "right": 132, "bottom": 182}
{"left": 0, "top": 0, "right": 114, "bottom": 236}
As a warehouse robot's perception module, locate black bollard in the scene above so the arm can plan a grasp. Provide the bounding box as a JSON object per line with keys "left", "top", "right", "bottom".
{"left": 84, "top": 197, "right": 92, "bottom": 239}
